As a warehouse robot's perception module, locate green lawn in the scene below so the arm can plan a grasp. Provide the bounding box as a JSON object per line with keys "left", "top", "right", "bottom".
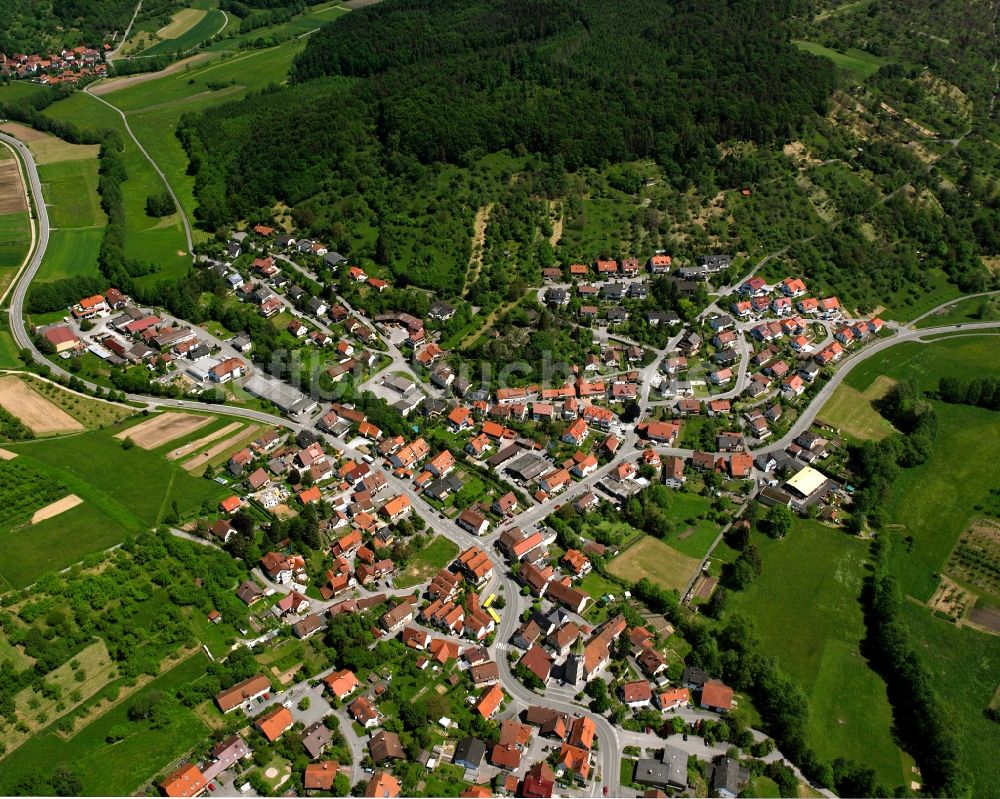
{"left": 394, "top": 535, "right": 459, "bottom": 588}
{"left": 898, "top": 602, "right": 1000, "bottom": 799}
{"left": 792, "top": 40, "right": 892, "bottom": 80}
{"left": 0, "top": 651, "right": 212, "bottom": 796}
{"left": 817, "top": 381, "right": 896, "bottom": 442}
{"left": 729, "top": 520, "right": 908, "bottom": 788}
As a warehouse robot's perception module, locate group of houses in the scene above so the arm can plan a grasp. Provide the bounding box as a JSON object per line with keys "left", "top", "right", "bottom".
{"left": 1, "top": 46, "right": 108, "bottom": 84}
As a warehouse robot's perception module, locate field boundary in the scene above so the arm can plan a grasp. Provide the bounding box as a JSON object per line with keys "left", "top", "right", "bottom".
{"left": 0, "top": 138, "right": 37, "bottom": 307}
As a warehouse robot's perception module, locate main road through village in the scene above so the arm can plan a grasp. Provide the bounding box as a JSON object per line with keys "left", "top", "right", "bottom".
{"left": 3, "top": 129, "right": 999, "bottom": 797}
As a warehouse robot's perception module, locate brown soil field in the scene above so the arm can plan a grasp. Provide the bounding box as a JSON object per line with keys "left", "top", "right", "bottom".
{"left": 0, "top": 448, "right": 18, "bottom": 460}
{"left": 0, "top": 159, "right": 28, "bottom": 214}
{"left": 182, "top": 424, "right": 259, "bottom": 472}
{"left": 969, "top": 606, "right": 1000, "bottom": 635}
{"left": 31, "top": 494, "right": 83, "bottom": 524}
{"left": 165, "top": 421, "right": 242, "bottom": 460}
{"left": 115, "top": 412, "right": 211, "bottom": 449}
{"left": 0, "top": 376, "right": 84, "bottom": 434}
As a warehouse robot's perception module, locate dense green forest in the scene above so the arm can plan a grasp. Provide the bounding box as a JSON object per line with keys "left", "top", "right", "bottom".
{"left": 179, "top": 0, "right": 836, "bottom": 291}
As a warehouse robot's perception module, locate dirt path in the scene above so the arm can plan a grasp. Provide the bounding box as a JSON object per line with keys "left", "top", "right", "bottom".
{"left": 182, "top": 424, "right": 259, "bottom": 472}
{"left": 463, "top": 203, "right": 493, "bottom": 298}
{"left": 166, "top": 420, "right": 242, "bottom": 460}
{"left": 548, "top": 200, "right": 563, "bottom": 247}
{"left": 31, "top": 494, "right": 83, "bottom": 524}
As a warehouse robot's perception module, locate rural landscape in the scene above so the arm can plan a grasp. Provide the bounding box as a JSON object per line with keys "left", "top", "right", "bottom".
{"left": 0, "top": 0, "right": 999, "bottom": 797}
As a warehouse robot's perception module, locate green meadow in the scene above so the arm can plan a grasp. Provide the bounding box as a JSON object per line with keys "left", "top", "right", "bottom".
{"left": 38, "top": 158, "right": 105, "bottom": 229}
{"left": 143, "top": 8, "right": 228, "bottom": 55}
{"left": 729, "top": 520, "right": 909, "bottom": 788}
{"left": 34, "top": 227, "right": 104, "bottom": 282}
{"left": 0, "top": 211, "right": 30, "bottom": 271}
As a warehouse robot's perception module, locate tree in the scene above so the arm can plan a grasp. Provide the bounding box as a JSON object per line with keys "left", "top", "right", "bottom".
{"left": 765, "top": 505, "right": 793, "bottom": 539}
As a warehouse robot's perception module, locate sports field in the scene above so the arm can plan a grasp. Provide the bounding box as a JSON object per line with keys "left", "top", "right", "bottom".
{"left": 817, "top": 375, "right": 896, "bottom": 441}
{"left": 607, "top": 535, "right": 701, "bottom": 593}
{"left": 729, "top": 520, "right": 908, "bottom": 788}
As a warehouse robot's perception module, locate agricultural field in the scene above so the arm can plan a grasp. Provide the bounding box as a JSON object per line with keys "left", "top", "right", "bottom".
{"left": 394, "top": 535, "right": 459, "bottom": 589}
{"left": 123, "top": 5, "right": 227, "bottom": 57}
{"left": 947, "top": 520, "right": 1000, "bottom": 604}
{"left": 0, "top": 424, "right": 229, "bottom": 587}
{"left": 606, "top": 535, "right": 701, "bottom": 593}
{"left": 0, "top": 375, "right": 84, "bottom": 434}
{"left": 0, "top": 145, "right": 30, "bottom": 292}
{"left": 817, "top": 376, "right": 897, "bottom": 441}
{"left": 15, "top": 375, "right": 135, "bottom": 430}
{"left": 729, "top": 520, "right": 908, "bottom": 789}
{"left": 114, "top": 411, "right": 211, "bottom": 450}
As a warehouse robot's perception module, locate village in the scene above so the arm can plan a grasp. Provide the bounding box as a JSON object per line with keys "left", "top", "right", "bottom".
{"left": 10, "top": 223, "right": 900, "bottom": 799}
{"left": 0, "top": 46, "right": 110, "bottom": 85}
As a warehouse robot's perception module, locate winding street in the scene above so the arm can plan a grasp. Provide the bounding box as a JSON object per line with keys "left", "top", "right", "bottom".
{"left": 4, "top": 128, "right": 1000, "bottom": 797}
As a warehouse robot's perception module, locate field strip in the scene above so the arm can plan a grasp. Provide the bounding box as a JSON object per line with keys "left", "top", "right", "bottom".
{"left": 88, "top": 52, "right": 216, "bottom": 95}
{"left": 115, "top": 411, "right": 211, "bottom": 449}
{"left": 31, "top": 494, "right": 83, "bottom": 524}
{"left": 166, "top": 420, "right": 242, "bottom": 460}
{"left": 182, "top": 424, "right": 259, "bottom": 472}
{"left": 0, "top": 139, "right": 36, "bottom": 307}
{"left": 0, "top": 447, "right": 17, "bottom": 460}
{"left": 0, "top": 375, "right": 84, "bottom": 434}
{"left": 158, "top": 7, "right": 207, "bottom": 39}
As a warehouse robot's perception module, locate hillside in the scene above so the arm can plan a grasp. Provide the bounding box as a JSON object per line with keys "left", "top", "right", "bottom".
{"left": 179, "top": 0, "right": 837, "bottom": 290}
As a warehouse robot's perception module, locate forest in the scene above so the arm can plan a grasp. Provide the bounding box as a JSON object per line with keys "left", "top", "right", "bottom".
{"left": 179, "top": 0, "right": 837, "bottom": 291}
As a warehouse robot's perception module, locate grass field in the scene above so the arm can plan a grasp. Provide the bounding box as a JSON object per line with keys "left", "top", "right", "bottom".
{"left": 844, "top": 335, "right": 998, "bottom": 394}
{"left": 0, "top": 651, "right": 212, "bottom": 796}
{"left": 899, "top": 602, "right": 1000, "bottom": 799}
{"left": 666, "top": 492, "right": 724, "bottom": 558}
{"left": 33, "top": 227, "right": 104, "bottom": 282}
{"left": 1, "top": 426, "right": 228, "bottom": 587}
{"left": 0, "top": 211, "right": 30, "bottom": 272}
{"left": 41, "top": 93, "right": 191, "bottom": 279}
{"left": 38, "top": 158, "right": 105, "bottom": 229}
{"left": 729, "top": 520, "right": 908, "bottom": 788}
{"left": 607, "top": 535, "right": 701, "bottom": 593}
{"left": 915, "top": 294, "right": 1000, "bottom": 328}
{"left": 883, "top": 403, "right": 1000, "bottom": 602}
{"left": 792, "top": 40, "right": 892, "bottom": 80}
{"left": 394, "top": 535, "right": 459, "bottom": 588}
{"left": 817, "top": 376, "right": 897, "bottom": 441}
